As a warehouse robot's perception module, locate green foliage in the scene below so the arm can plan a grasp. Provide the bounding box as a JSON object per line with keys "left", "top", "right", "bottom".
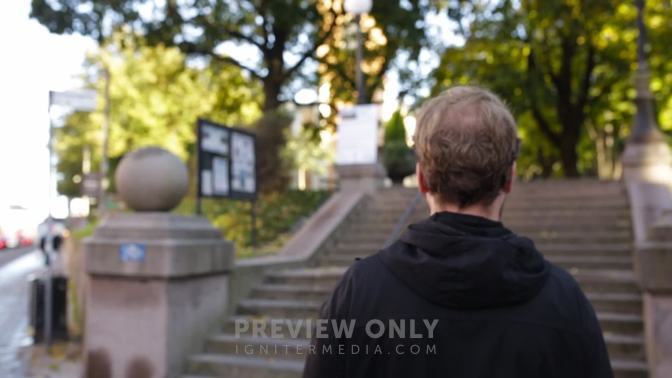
{"left": 71, "top": 221, "right": 97, "bottom": 241}
{"left": 432, "top": 0, "right": 672, "bottom": 178}
{"left": 283, "top": 121, "right": 333, "bottom": 177}
{"left": 318, "top": 2, "right": 435, "bottom": 129}
{"left": 175, "top": 190, "right": 331, "bottom": 256}
{"left": 30, "top": 0, "right": 342, "bottom": 111}
{"left": 382, "top": 111, "right": 415, "bottom": 184}
{"left": 55, "top": 33, "right": 261, "bottom": 198}
{"left": 384, "top": 110, "right": 407, "bottom": 143}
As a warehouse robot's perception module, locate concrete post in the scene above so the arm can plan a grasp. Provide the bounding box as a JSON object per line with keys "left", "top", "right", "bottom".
{"left": 335, "top": 163, "right": 386, "bottom": 193}
{"left": 621, "top": 3, "right": 672, "bottom": 376}
{"left": 636, "top": 213, "right": 672, "bottom": 378}
{"left": 83, "top": 148, "right": 234, "bottom": 378}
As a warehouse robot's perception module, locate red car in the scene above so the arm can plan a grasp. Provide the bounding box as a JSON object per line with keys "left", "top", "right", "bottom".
{"left": 16, "top": 231, "right": 33, "bottom": 247}
{"left": 0, "top": 236, "right": 7, "bottom": 250}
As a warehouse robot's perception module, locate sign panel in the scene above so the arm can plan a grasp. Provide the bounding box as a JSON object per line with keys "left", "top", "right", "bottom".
{"left": 119, "top": 243, "right": 146, "bottom": 263}
{"left": 335, "top": 104, "right": 380, "bottom": 165}
{"left": 231, "top": 132, "right": 256, "bottom": 193}
{"left": 197, "top": 119, "right": 257, "bottom": 200}
{"left": 50, "top": 90, "right": 98, "bottom": 112}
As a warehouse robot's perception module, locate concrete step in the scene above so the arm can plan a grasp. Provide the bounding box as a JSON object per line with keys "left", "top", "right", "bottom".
{"left": 328, "top": 243, "right": 632, "bottom": 260}
{"left": 586, "top": 292, "right": 643, "bottom": 314}
{"left": 514, "top": 178, "right": 621, "bottom": 186}
{"left": 370, "top": 213, "right": 631, "bottom": 226}
{"left": 611, "top": 357, "right": 648, "bottom": 378}
{"left": 504, "top": 207, "right": 630, "bottom": 216}
{"left": 549, "top": 255, "right": 633, "bottom": 270}
{"left": 238, "top": 299, "right": 321, "bottom": 318}
{"left": 321, "top": 254, "right": 364, "bottom": 267}
{"left": 511, "top": 183, "right": 625, "bottom": 196}
{"left": 351, "top": 219, "right": 631, "bottom": 233}
{"left": 188, "top": 353, "right": 303, "bottom": 378}
{"left": 597, "top": 312, "right": 643, "bottom": 335}
{"left": 345, "top": 228, "right": 631, "bottom": 245}
{"left": 197, "top": 332, "right": 645, "bottom": 371}
{"left": 265, "top": 267, "right": 346, "bottom": 286}
{"left": 369, "top": 206, "right": 630, "bottom": 218}
{"left": 224, "top": 317, "right": 313, "bottom": 339}
{"left": 604, "top": 333, "right": 646, "bottom": 360}
{"left": 506, "top": 218, "right": 630, "bottom": 230}
{"left": 520, "top": 231, "right": 631, "bottom": 244}
{"left": 251, "top": 284, "right": 332, "bottom": 302}
{"left": 344, "top": 225, "right": 417, "bottom": 236}
{"left": 506, "top": 196, "right": 627, "bottom": 207}
{"left": 505, "top": 204, "right": 628, "bottom": 213}
{"left": 508, "top": 189, "right": 626, "bottom": 199}
{"left": 205, "top": 333, "right": 310, "bottom": 360}
{"left": 321, "top": 255, "right": 635, "bottom": 271}
{"left": 190, "top": 179, "right": 646, "bottom": 377}
{"left": 572, "top": 270, "right": 641, "bottom": 295}
{"left": 334, "top": 241, "right": 396, "bottom": 251}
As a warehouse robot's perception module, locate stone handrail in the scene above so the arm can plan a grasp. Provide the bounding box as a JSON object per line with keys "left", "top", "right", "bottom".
{"left": 384, "top": 191, "right": 422, "bottom": 248}
{"left": 226, "top": 188, "right": 369, "bottom": 317}
{"left": 622, "top": 141, "right": 672, "bottom": 378}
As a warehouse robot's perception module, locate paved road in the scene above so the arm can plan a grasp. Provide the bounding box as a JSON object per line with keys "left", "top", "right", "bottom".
{"left": 0, "top": 246, "right": 35, "bottom": 268}
{"left": 0, "top": 249, "right": 46, "bottom": 377}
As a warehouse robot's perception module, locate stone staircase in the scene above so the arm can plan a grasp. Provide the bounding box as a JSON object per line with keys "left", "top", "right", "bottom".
{"left": 185, "top": 180, "right": 648, "bottom": 378}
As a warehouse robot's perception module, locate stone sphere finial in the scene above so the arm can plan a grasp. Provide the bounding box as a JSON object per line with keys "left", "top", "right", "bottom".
{"left": 115, "top": 147, "right": 189, "bottom": 212}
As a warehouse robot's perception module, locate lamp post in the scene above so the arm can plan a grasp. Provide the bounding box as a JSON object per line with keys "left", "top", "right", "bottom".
{"left": 629, "top": 0, "right": 663, "bottom": 144}
{"left": 344, "top": 0, "right": 372, "bottom": 105}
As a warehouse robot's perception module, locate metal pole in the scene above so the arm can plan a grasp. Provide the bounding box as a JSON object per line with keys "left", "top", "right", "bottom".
{"left": 44, "top": 95, "right": 54, "bottom": 352}
{"left": 629, "top": 0, "right": 663, "bottom": 144}
{"left": 250, "top": 199, "right": 257, "bottom": 251}
{"left": 47, "top": 94, "right": 53, "bottom": 218}
{"left": 196, "top": 194, "right": 202, "bottom": 216}
{"left": 99, "top": 66, "right": 111, "bottom": 211}
{"left": 196, "top": 122, "right": 202, "bottom": 216}
{"left": 354, "top": 14, "right": 366, "bottom": 105}
{"left": 44, "top": 229, "right": 53, "bottom": 352}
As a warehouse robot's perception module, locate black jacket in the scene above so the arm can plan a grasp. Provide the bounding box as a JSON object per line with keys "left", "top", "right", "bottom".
{"left": 304, "top": 212, "right": 613, "bottom": 378}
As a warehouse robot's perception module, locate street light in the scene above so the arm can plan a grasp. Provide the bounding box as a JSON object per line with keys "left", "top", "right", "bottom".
{"left": 344, "top": 0, "right": 372, "bottom": 105}
{"left": 629, "top": 0, "right": 663, "bottom": 144}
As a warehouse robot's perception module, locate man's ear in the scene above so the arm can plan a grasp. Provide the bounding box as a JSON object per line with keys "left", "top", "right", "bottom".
{"left": 417, "top": 163, "right": 430, "bottom": 193}
{"left": 502, "top": 162, "right": 516, "bottom": 193}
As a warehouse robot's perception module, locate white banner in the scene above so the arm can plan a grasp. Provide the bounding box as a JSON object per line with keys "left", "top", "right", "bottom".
{"left": 335, "top": 104, "right": 380, "bottom": 165}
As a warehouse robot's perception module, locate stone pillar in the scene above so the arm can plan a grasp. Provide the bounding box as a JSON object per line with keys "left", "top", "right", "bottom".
{"left": 622, "top": 141, "right": 672, "bottom": 186}
{"left": 335, "top": 163, "right": 386, "bottom": 193}
{"left": 83, "top": 147, "right": 234, "bottom": 378}
{"left": 637, "top": 213, "right": 672, "bottom": 378}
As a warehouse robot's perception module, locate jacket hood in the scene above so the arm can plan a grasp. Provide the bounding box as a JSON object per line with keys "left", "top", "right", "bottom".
{"left": 378, "top": 211, "right": 550, "bottom": 309}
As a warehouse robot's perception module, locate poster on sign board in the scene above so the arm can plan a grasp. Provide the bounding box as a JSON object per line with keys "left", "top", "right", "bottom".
{"left": 196, "top": 119, "right": 257, "bottom": 201}
{"left": 231, "top": 132, "right": 256, "bottom": 194}
{"left": 335, "top": 104, "right": 380, "bottom": 165}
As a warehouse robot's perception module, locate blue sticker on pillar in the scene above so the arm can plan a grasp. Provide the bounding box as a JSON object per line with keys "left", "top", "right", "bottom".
{"left": 119, "top": 243, "right": 146, "bottom": 262}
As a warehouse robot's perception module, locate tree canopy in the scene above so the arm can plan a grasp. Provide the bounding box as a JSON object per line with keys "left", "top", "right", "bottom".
{"left": 433, "top": 0, "right": 672, "bottom": 177}
{"left": 37, "top": 0, "right": 672, "bottom": 180}
{"left": 55, "top": 33, "right": 261, "bottom": 198}
{"left": 31, "top": 0, "right": 342, "bottom": 111}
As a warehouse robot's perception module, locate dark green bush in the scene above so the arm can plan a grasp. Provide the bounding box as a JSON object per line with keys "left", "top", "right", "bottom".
{"left": 383, "top": 110, "right": 415, "bottom": 184}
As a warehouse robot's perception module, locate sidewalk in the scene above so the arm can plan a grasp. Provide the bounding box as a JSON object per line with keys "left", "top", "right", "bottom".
{"left": 26, "top": 342, "right": 82, "bottom": 378}
{"left": 0, "top": 250, "right": 43, "bottom": 377}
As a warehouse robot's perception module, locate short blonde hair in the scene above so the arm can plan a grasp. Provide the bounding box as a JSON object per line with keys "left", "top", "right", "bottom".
{"left": 414, "top": 86, "right": 519, "bottom": 207}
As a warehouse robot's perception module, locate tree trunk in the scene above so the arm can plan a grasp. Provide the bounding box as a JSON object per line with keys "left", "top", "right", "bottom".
{"left": 262, "top": 78, "right": 282, "bottom": 111}
{"left": 559, "top": 139, "right": 579, "bottom": 177}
